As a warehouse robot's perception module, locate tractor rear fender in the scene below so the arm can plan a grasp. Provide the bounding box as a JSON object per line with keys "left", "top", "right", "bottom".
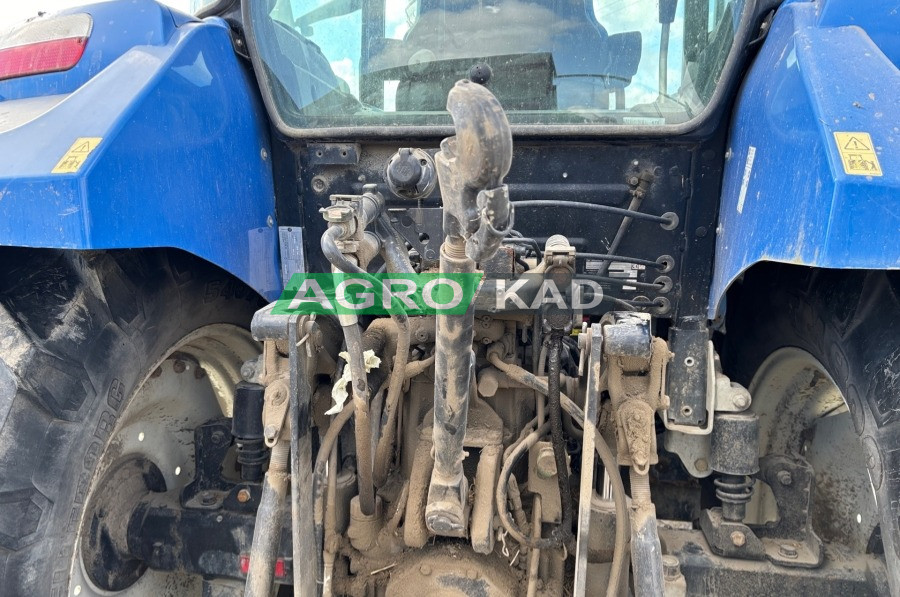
{"left": 710, "top": 0, "right": 900, "bottom": 319}
{"left": 0, "top": 0, "right": 280, "bottom": 300}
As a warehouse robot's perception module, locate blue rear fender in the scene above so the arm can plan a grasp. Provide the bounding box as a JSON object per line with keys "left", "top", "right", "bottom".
{"left": 709, "top": 0, "right": 900, "bottom": 318}
{"left": 0, "top": 0, "right": 281, "bottom": 300}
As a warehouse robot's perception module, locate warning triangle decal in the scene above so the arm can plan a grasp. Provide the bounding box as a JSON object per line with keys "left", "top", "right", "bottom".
{"left": 842, "top": 136, "right": 871, "bottom": 151}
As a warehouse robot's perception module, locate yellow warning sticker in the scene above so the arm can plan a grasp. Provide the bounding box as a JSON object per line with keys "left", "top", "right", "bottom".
{"left": 833, "top": 132, "right": 882, "bottom": 177}
{"left": 51, "top": 137, "right": 103, "bottom": 174}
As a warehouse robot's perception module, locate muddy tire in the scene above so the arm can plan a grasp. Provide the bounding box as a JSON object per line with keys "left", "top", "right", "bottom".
{"left": 0, "top": 249, "right": 262, "bottom": 595}
{"left": 723, "top": 265, "right": 900, "bottom": 593}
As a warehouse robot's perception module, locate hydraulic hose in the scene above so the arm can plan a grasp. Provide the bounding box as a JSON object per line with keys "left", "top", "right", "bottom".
{"left": 321, "top": 226, "right": 366, "bottom": 275}
{"left": 495, "top": 421, "right": 555, "bottom": 549}
{"left": 339, "top": 319, "right": 376, "bottom": 516}
{"left": 313, "top": 400, "right": 356, "bottom": 585}
{"left": 546, "top": 334, "right": 573, "bottom": 547}
{"left": 322, "top": 445, "right": 339, "bottom": 597}
{"left": 370, "top": 210, "right": 416, "bottom": 488}
{"left": 376, "top": 212, "right": 415, "bottom": 275}
{"left": 313, "top": 355, "right": 430, "bottom": 585}
{"left": 373, "top": 313, "right": 410, "bottom": 487}
{"left": 321, "top": 226, "right": 378, "bottom": 517}
{"left": 489, "top": 351, "right": 627, "bottom": 597}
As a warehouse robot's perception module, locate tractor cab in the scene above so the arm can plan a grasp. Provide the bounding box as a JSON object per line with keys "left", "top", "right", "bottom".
{"left": 248, "top": 0, "right": 740, "bottom": 130}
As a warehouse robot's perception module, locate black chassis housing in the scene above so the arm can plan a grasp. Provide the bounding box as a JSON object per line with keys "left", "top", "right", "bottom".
{"left": 270, "top": 131, "right": 730, "bottom": 428}
{"left": 281, "top": 137, "right": 723, "bottom": 321}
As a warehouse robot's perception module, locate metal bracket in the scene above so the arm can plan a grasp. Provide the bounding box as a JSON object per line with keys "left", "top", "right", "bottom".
{"left": 573, "top": 324, "right": 603, "bottom": 596}
{"left": 261, "top": 376, "right": 290, "bottom": 448}
{"left": 699, "top": 454, "right": 825, "bottom": 569}
{"left": 181, "top": 420, "right": 262, "bottom": 513}
{"left": 665, "top": 318, "right": 712, "bottom": 431}
{"left": 389, "top": 207, "right": 444, "bottom": 265}
{"left": 699, "top": 509, "right": 766, "bottom": 561}
{"left": 754, "top": 454, "right": 825, "bottom": 568}
{"left": 663, "top": 340, "right": 714, "bottom": 435}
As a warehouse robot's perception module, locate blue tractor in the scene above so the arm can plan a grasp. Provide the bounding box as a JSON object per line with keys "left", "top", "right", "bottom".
{"left": 0, "top": 0, "right": 896, "bottom": 595}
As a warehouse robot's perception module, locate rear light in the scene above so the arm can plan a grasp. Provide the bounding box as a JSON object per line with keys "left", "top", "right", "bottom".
{"left": 0, "top": 13, "right": 92, "bottom": 81}
{"left": 238, "top": 554, "right": 287, "bottom": 578}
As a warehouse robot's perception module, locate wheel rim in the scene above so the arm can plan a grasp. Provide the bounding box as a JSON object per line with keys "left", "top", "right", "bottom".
{"left": 748, "top": 347, "right": 878, "bottom": 554}
{"left": 70, "top": 324, "right": 260, "bottom": 596}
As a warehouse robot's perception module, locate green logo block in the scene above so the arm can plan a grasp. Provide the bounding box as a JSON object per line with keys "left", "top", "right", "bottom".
{"left": 273, "top": 273, "right": 483, "bottom": 315}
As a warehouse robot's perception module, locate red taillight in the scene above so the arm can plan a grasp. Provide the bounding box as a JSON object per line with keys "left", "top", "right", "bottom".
{"left": 239, "top": 554, "right": 287, "bottom": 578}
{"left": 0, "top": 13, "right": 92, "bottom": 81}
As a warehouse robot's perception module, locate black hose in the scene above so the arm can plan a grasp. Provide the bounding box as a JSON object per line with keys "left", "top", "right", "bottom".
{"left": 546, "top": 333, "right": 573, "bottom": 546}
{"left": 580, "top": 274, "right": 666, "bottom": 292}
{"left": 376, "top": 213, "right": 416, "bottom": 274}
{"left": 503, "top": 237, "right": 543, "bottom": 260}
{"left": 512, "top": 200, "right": 670, "bottom": 224}
{"left": 575, "top": 253, "right": 665, "bottom": 270}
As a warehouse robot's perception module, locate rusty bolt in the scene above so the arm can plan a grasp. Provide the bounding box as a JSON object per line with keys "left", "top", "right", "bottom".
{"left": 730, "top": 530, "right": 746, "bottom": 547}
{"left": 777, "top": 470, "right": 793, "bottom": 486}
{"left": 694, "top": 458, "right": 709, "bottom": 473}
{"left": 173, "top": 360, "right": 187, "bottom": 374}
{"left": 535, "top": 446, "right": 557, "bottom": 479}
{"left": 419, "top": 564, "right": 432, "bottom": 576}
{"left": 661, "top": 555, "right": 681, "bottom": 581}
{"left": 200, "top": 491, "right": 217, "bottom": 506}
{"left": 237, "top": 488, "right": 251, "bottom": 503}
{"left": 778, "top": 543, "right": 798, "bottom": 559}
{"left": 312, "top": 177, "right": 327, "bottom": 194}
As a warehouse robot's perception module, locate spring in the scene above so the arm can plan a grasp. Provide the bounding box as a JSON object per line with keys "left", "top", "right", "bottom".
{"left": 714, "top": 474, "right": 754, "bottom": 522}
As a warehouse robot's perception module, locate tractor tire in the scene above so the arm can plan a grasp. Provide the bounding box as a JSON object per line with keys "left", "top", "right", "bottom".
{"left": 0, "top": 249, "right": 262, "bottom": 595}
{"left": 723, "top": 265, "right": 900, "bottom": 594}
